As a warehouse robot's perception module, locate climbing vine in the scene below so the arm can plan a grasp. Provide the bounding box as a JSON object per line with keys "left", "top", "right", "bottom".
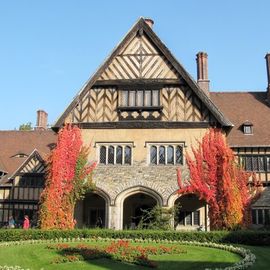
{"left": 177, "top": 128, "right": 261, "bottom": 230}
{"left": 39, "top": 124, "right": 96, "bottom": 229}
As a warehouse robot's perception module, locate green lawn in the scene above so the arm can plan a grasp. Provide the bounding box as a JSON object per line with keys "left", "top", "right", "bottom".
{"left": 0, "top": 241, "right": 242, "bottom": 270}
{"left": 243, "top": 245, "right": 270, "bottom": 270}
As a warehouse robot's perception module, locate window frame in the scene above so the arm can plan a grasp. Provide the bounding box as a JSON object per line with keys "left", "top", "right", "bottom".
{"left": 252, "top": 208, "right": 270, "bottom": 225}
{"left": 119, "top": 88, "right": 161, "bottom": 108}
{"left": 96, "top": 142, "right": 134, "bottom": 166}
{"left": 239, "top": 155, "right": 270, "bottom": 172}
{"left": 176, "top": 210, "right": 201, "bottom": 226}
{"left": 146, "top": 142, "right": 185, "bottom": 166}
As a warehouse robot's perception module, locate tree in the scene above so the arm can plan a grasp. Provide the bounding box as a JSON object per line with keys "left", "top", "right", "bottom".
{"left": 19, "top": 122, "right": 33, "bottom": 131}
{"left": 39, "top": 124, "right": 96, "bottom": 229}
{"left": 137, "top": 205, "right": 180, "bottom": 230}
{"left": 177, "top": 128, "right": 261, "bottom": 230}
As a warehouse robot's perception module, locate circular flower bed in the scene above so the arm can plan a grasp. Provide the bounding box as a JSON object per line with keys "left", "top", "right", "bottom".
{"left": 0, "top": 237, "right": 256, "bottom": 270}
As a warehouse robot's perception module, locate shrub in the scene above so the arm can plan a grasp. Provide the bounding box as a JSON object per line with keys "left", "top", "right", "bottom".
{"left": 0, "top": 229, "right": 269, "bottom": 246}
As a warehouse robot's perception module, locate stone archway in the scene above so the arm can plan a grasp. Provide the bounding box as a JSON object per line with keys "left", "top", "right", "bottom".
{"left": 123, "top": 193, "right": 157, "bottom": 229}
{"left": 114, "top": 186, "right": 163, "bottom": 230}
{"left": 74, "top": 190, "right": 110, "bottom": 228}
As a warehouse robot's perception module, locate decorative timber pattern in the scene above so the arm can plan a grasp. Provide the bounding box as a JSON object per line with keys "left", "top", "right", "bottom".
{"left": 98, "top": 34, "right": 179, "bottom": 80}
{"left": 161, "top": 87, "right": 213, "bottom": 122}
{"left": 20, "top": 156, "right": 45, "bottom": 174}
{"left": 67, "top": 87, "right": 118, "bottom": 123}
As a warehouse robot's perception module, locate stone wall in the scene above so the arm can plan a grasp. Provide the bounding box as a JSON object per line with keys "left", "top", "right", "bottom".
{"left": 93, "top": 161, "right": 190, "bottom": 206}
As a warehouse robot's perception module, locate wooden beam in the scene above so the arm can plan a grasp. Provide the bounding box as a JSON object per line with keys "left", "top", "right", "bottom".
{"left": 94, "top": 79, "right": 183, "bottom": 87}
{"left": 77, "top": 121, "right": 212, "bottom": 129}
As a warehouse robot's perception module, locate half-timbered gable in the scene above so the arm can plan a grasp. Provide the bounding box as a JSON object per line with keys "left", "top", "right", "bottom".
{"left": 97, "top": 32, "right": 179, "bottom": 80}
{"left": 55, "top": 18, "right": 231, "bottom": 129}
{"left": 14, "top": 150, "right": 46, "bottom": 176}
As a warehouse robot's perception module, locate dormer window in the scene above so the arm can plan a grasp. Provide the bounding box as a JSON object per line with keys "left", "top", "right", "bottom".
{"left": 11, "top": 153, "right": 28, "bottom": 158}
{"left": 242, "top": 121, "right": 253, "bottom": 135}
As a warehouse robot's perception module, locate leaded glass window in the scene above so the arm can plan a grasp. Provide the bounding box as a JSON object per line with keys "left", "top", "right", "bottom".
{"left": 99, "top": 144, "right": 132, "bottom": 165}
{"left": 149, "top": 144, "right": 184, "bottom": 165}
{"left": 252, "top": 157, "right": 259, "bottom": 171}
{"left": 144, "top": 90, "right": 151, "bottom": 106}
{"left": 193, "top": 211, "right": 200, "bottom": 226}
{"left": 159, "top": 146, "right": 165, "bottom": 165}
{"left": 129, "top": 91, "right": 136, "bottom": 106}
{"left": 150, "top": 146, "right": 157, "bottom": 164}
{"left": 167, "top": 146, "right": 174, "bottom": 164}
{"left": 120, "top": 91, "right": 128, "bottom": 106}
{"left": 120, "top": 90, "right": 160, "bottom": 107}
{"left": 152, "top": 90, "right": 159, "bottom": 106}
{"left": 116, "top": 146, "right": 123, "bottom": 164}
{"left": 100, "top": 146, "right": 106, "bottom": 164}
{"left": 239, "top": 155, "right": 270, "bottom": 172}
{"left": 176, "top": 146, "right": 183, "bottom": 165}
{"left": 125, "top": 146, "right": 132, "bottom": 165}
{"left": 136, "top": 91, "right": 143, "bottom": 106}
{"left": 108, "top": 146, "right": 115, "bottom": 164}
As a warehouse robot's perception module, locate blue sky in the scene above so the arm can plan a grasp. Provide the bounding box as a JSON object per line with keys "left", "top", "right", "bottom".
{"left": 1, "top": 1, "right": 270, "bottom": 129}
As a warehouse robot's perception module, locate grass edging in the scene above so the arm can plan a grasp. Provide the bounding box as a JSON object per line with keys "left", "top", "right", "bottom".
{"left": 0, "top": 237, "right": 256, "bottom": 270}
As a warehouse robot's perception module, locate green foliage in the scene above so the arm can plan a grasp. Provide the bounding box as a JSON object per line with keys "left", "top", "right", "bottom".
{"left": 18, "top": 122, "right": 33, "bottom": 131}
{"left": 0, "top": 229, "right": 270, "bottom": 246}
{"left": 137, "top": 205, "right": 180, "bottom": 230}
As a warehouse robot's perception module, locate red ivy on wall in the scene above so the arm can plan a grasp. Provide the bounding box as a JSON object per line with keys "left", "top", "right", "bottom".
{"left": 177, "top": 128, "right": 261, "bottom": 230}
{"left": 39, "top": 124, "right": 96, "bottom": 229}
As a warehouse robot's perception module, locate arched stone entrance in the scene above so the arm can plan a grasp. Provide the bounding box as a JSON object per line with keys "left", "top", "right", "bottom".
{"left": 74, "top": 190, "right": 110, "bottom": 228}
{"left": 123, "top": 193, "right": 157, "bottom": 229}
{"left": 173, "top": 194, "right": 208, "bottom": 231}
{"left": 114, "top": 186, "right": 163, "bottom": 230}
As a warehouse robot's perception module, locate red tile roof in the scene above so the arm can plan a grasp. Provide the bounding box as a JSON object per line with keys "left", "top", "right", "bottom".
{"left": 0, "top": 130, "right": 57, "bottom": 185}
{"left": 210, "top": 92, "right": 270, "bottom": 147}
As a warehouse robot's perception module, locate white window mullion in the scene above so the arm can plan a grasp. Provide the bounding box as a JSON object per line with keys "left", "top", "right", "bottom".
{"left": 165, "top": 145, "right": 167, "bottom": 165}
{"left": 114, "top": 146, "right": 116, "bottom": 165}
{"left": 157, "top": 145, "right": 159, "bottom": 165}
{"left": 105, "top": 146, "right": 108, "bottom": 165}
{"left": 122, "top": 145, "right": 125, "bottom": 165}
{"left": 173, "top": 146, "right": 176, "bottom": 165}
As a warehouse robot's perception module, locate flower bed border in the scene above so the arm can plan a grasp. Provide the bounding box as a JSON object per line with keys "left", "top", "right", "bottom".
{"left": 0, "top": 237, "right": 256, "bottom": 270}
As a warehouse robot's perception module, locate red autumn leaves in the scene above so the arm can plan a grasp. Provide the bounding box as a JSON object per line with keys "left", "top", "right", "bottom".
{"left": 39, "top": 124, "right": 95, "bottom": 229}
{"left": 178, "top": 128, "right": 261, "bottom": 230}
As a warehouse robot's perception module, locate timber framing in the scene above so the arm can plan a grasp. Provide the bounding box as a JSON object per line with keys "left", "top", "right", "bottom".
{"left": 94, "top": 79, "right": 184, "bottom": 87}
{"left": 53, "top": 17, "right": 233, "bottom": 129}
{"left": 10, "top": 149, "right": 45, "bottom": 179}
{"left": 75, "top": 121, "right": 213, "bottom": 129}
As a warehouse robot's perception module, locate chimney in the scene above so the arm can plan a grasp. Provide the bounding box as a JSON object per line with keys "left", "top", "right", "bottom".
{"left": 144, "top": 18, "right": 154, "bottom": 28}
{"left": 196, "top": 52, "right": 210, "bottom": 96}
{"left": 266, "top": 53, "right": 270, "bottom": 100}
{"left": 35, "top": 110, "right": 48, "bottom": 130}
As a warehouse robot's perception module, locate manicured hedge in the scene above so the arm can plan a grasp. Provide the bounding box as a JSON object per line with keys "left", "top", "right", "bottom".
{"left": 0, "top": 229, "right": 269, "bottom": 246}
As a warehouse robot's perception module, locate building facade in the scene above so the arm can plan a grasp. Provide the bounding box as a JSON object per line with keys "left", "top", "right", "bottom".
{"left": 1, "top": 18, "right": 270, "bottom": 229}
